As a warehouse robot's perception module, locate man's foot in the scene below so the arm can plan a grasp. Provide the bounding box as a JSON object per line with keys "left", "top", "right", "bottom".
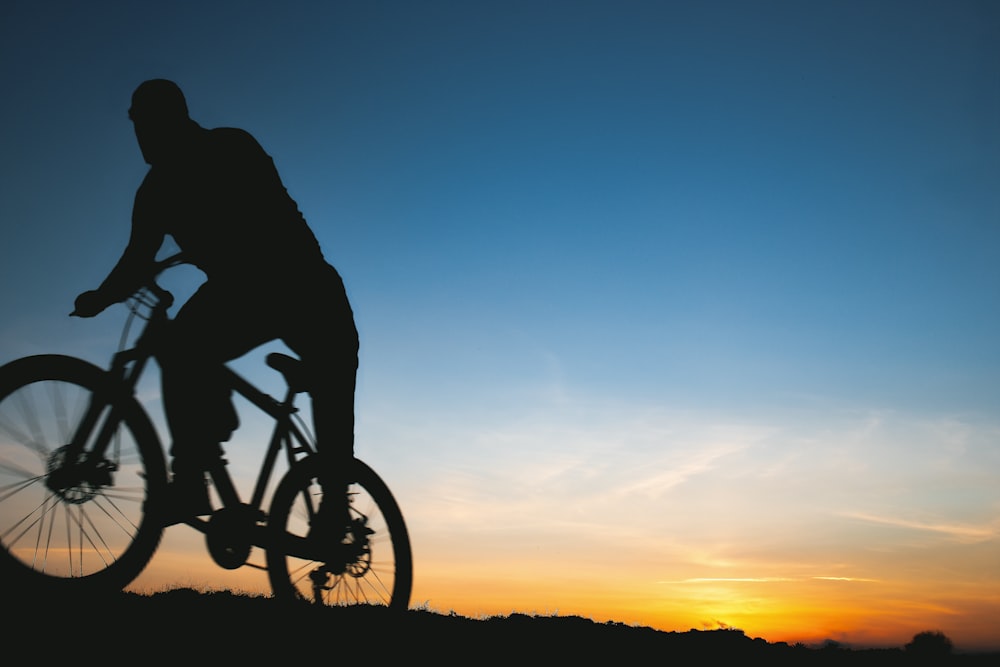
{"left": 160, "top": 473, "right": 212, "bottom": 525}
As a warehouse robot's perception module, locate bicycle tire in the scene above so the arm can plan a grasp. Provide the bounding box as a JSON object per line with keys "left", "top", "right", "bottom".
{"left": 266, "top": 456, "right": 412, "bottom": 610}
{"left": 0, "top": 354, "right": 168, "bottom": 594}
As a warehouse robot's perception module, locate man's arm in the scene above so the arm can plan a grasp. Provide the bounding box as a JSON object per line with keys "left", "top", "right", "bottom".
{"left": 72, "top": 183, "right": 165, "bottom": 317}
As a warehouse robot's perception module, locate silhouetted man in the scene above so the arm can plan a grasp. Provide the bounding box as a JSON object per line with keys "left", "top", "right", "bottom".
{"left": 73, "top": 79, "right": 358, "bottom": 526}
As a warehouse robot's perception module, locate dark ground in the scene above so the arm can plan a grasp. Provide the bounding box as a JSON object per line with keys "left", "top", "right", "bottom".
{"left": 14, "top": 588, "right": 997, "bottom": 665}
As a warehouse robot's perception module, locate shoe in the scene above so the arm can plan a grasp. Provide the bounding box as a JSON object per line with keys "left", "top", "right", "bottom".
{"left": 160, "top": 473, "right": 212, "bottom": 525}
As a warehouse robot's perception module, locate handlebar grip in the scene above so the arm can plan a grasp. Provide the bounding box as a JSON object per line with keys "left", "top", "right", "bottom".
{"left": 138, "top": 253, "right": 185, "bottom": 309}
{"left": 147, "top": 282, "right": 174, "bottom": 309}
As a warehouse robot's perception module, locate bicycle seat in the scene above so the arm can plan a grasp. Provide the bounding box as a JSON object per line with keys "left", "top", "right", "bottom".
{"left": 266, "top": 353, "right": 310, "bottom": 393}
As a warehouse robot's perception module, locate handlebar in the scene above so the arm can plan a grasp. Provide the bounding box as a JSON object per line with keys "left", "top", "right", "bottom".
{"left": 69, "top": 253, "right": 189, "bottom": 319}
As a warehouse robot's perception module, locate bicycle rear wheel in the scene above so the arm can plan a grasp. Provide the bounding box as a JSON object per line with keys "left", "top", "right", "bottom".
{"left": 267, "top": 456, "right": 412, "bottom": 610}
{"left": 0, "top": 354, "right": 167, "bottom": 594}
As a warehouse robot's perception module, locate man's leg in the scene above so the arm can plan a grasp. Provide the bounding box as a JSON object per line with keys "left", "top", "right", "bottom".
{"left": 157, "top": 281, "right": 277, "bottom": 519}
{"left": 298, "top": 360, "right": 358, "bottom": 537}
{"left": 284, "top": 266, "right": 359, "bottom": 534}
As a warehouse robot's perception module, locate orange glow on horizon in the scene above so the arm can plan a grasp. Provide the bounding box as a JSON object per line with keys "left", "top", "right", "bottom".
{"left": 128, "top": 538, "right": 1000, "bottom": 654}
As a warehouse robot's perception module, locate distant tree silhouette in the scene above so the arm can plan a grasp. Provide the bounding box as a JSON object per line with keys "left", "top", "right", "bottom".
{"left": 820, "top": 638, "right": 845, "bottom": 652}
{"left": 905, "top": 630, "right": 953, "bottom": 659}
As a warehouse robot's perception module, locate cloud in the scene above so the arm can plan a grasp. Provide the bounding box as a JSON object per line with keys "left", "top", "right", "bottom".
{"left": 841, "top": 511, "right": 999, "bottom": 544}
{"left": 673, "top": 577, "right": 796, "bottom": 583}
{"left": 658, "top": 575, "right": 878, "bottom": 585}
{"left": 613, "top": 441, "right": 747, "bottom": 499}
{"left": 363, "top": 381, "right": 1000, "bottom": 569}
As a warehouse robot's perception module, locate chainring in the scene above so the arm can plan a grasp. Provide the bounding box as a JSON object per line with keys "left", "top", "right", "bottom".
{"left": 205, "top": 505, "right": 258, "bottom": 569}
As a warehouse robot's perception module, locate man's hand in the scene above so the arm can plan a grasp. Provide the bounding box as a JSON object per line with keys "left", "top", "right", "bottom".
{"left": 71, "top": 290, "right": 108, "bottom": 318}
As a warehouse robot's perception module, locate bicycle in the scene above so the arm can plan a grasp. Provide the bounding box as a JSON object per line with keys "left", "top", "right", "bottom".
{"left": 0, "top": 253, "right": 412, "bottom": 609}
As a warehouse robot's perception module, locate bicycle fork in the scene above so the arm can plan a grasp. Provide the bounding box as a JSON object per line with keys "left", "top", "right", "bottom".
{"left": 45, "top": 350, "right": 148, "bottom": 498}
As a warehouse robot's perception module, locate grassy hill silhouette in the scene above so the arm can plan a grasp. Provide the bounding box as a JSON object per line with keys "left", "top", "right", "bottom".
{"left": 12, "top": 587, "right": 996, "bottom": 665}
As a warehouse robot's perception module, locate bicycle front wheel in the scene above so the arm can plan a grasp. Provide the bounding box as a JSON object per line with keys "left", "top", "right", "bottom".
{"left": 267, "top": 456, "right": 412, "bottom": 610}
{"left": 0, "top": 354, "right": 167, "bottom": 594}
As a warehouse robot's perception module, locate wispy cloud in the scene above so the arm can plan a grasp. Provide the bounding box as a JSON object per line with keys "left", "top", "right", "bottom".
{"left": 613, "top": 440, "right": 749, "bottom": 499}
{"left": 659, "top": 576, "right": 879, "bottom": 584}
{"left": 669, "top": 577, "right": 795, "bottom": 583}
{"left": 841, "top": 511, "right": 999, "bottom": 544}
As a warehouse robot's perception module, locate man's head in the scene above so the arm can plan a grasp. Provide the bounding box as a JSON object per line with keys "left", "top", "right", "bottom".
{"left": 129, "top": 79, "right": 194, "bottom": 165}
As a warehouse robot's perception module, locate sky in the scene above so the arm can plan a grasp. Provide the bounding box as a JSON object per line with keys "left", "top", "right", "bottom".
{"left": 1, "top": 0, "right": 999, "bottom": 652}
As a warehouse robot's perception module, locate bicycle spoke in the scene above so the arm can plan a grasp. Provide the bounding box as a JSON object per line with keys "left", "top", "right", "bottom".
{"left": 0, "top": 458, "right": 41, "bottom": 482}
{"left": 13, "top": 384, "right": 49, "bottom": 457}
{"left": 76, "top": 503, "right": 120, "bottom": 569}
{"left": 267, "top": 457, "right": 412, "bottom": 610}
{"left": 286, "top": 558, "right": 320, "bottom": 588}
{"left": 0, "top": 474, "right": 44, "bottom": 504}
{"left": 91, "top": 488, "right": 144, "bottom": 537}
{"left": 0, "top": 356, "right": 165, "bottom": 589}
{"left": 44, "top": 377, "right": 75, "bottom": 446}
{"left": 0, "top": 403, "right": 49, "bottom": 463}
{"left": 37, "top": 496, "right": 60, "bottom": 574}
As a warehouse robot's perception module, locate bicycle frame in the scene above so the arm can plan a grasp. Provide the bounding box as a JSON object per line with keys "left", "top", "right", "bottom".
{"left": 60, "top": 255, "right": 317, "bottom": 531}
{"left": 204, "top": 362, "right": 317, "bottom": 520}
{"left": 1, "top": 254, "right": 411, "bottom": 606}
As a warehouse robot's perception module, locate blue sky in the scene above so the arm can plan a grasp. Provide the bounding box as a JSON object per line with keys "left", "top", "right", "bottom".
{"left": 1, "top": 1, "right": 998, "bottom": 650}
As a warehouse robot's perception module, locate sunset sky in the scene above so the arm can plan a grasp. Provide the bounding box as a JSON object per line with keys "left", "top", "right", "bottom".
{"left": 1, "top": 0, "right": 998, "bottom": 651}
